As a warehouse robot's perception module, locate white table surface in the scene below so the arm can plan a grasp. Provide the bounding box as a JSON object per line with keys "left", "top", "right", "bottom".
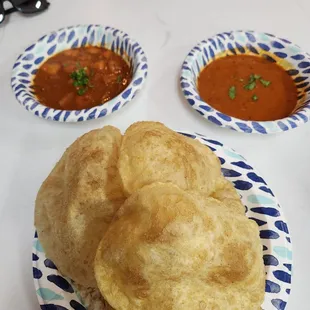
{"left": 1, "top": 0, "right": 310, "bottom": 309}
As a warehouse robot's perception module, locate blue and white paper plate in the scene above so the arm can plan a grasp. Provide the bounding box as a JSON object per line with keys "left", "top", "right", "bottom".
{"left": 11, "top": 25, "right": 148, "bottom": 122}
{"left": 32, "top": 131, "right": 292, "bottom": 310}
{"left": 181, "top": 30, "right": 310, "bottom": 134}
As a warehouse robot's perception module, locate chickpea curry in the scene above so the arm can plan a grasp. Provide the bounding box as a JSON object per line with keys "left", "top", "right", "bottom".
{"left": 33, "top": 46, "right": 132, "bottom": 110}
{"left": 198, "top": 55, "right": 298, "bottom": 121}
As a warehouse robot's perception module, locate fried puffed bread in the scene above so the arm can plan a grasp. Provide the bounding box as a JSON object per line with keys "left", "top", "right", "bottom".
{"left": 35, "top": 126, "right": 125, "bottom": 287}
{"left": 95, "top": 183, "right": 265, "bottom": 310}
{"left": 118, "top": 122, "right": 222, "bottom": 196}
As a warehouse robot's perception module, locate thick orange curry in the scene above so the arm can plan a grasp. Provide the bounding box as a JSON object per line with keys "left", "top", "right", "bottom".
{"left": 33, "top": 46, "right": 132, "bottom": 110}
{"left": 198, "top": 55, "right": 298, "bottom": 121}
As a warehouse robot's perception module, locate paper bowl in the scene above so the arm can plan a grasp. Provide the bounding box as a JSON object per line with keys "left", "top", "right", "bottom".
{"left": 181, "top": 30, "right": 310, "bottom": 134}
{"left": 11, "top": 24, "right": 148, "bottom": 122}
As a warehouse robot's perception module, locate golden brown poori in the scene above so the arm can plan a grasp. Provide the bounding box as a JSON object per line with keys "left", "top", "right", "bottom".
{"left": 94, "top": 183, "right": 264, "bottom": 310}
{"left": 118, "top": 121, "right": 222, "bottom": 197}
{"left": 35, "top": 125, "right": 125, "bottom": 287}
{"left": 34, "top": 121, "right": 265, "bottom": 309}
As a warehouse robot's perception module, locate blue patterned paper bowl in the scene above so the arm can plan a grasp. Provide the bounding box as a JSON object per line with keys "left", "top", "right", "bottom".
{"left": 181, "top": 30, "right": 310, "bottom": 134}
{"left": 32, "top": 132, "right": 292, "bottom": 310}
{"left": 11, "top": 25, "right": 148, "bottom": 122}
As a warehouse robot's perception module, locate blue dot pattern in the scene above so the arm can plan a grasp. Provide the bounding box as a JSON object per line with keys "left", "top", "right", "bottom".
{"left": 264, "top": 255, "right": 279, "bottom": 266}
{"left": 180, "top": 30, "right": 310, "bottom": 134}
{"left": 47, "top": 275, "right": 74, "bottom": 293}
{"left": 41, "top": 305, "right": 68, "bottom": 310}
{"left": 44, "top": 259, "right": 58, "bottom": 270}
{"left": 33, "top": 267, "right": 43, "bottom": 279}
{"left": 32, "top": 132, "right": 292, "bottom": 309}
{"left": 11, "top": 25, "right": 148, "bottom": 122}
{"left": 70, "top": 300, "right": 86, "bottom": 310}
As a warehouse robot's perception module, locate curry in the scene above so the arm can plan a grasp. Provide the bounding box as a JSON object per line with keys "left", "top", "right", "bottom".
{"left": 33, "top": 46, "right": 132, "bottom": 110}
{"left": 198, "top": 55, "right": 298, "bottom": 121}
